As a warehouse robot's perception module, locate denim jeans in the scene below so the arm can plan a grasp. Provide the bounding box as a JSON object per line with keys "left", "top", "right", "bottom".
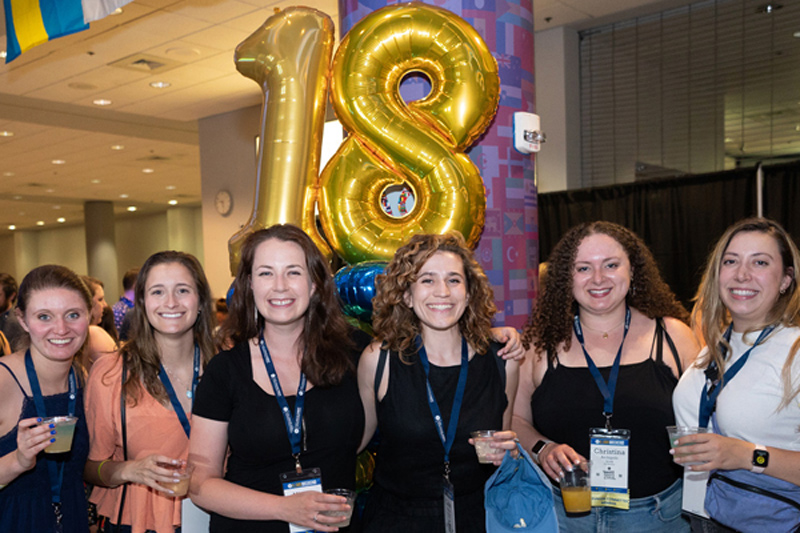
{"left": 553, "top": 479, "right": 690, "bottom": 533}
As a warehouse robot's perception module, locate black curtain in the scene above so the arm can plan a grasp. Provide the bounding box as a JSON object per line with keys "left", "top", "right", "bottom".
{"left": 536, "top": 165, "right": 785, "bottom": 309}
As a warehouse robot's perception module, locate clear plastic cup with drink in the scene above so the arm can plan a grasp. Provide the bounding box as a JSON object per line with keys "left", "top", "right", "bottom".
{"left": 560, "top": 460, "right": 591, "bottom": 515}
{"left": 41, "top": 416, "right": 78, "bottom": 454}
{"left": 470, "top": 430, "right": 497, "bottom": 464}
{"left": 157, "top": 460, "right": 194, "bottom": 497}
{"left": 320, "top": 488, "right": 356, "bottom": 527}
{"left": 666, "top": 425, "right": 710, "bottom": 465}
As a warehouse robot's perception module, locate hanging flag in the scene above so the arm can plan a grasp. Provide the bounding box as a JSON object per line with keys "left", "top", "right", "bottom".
{"left": 3, "top": 0, "right": 133, "bottom": 63}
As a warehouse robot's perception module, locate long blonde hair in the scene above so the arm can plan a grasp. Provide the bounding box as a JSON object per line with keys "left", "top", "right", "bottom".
{"left": 692, "top": 218, "right": 800, "bottom": 408}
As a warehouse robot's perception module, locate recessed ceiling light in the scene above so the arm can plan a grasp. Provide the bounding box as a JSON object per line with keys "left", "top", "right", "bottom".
{"left": 111, "top": 7, "right": 123, "bottom": 15}
{"left": 46, "top": 188, "right": 55, "bottom": 193}
{"left": 36, "top": 220, "right": 44, "bottom": 226}
{"left": 150, "top": 81, "right": 171, "bottom": 89}
{"left": 127, "top": 206, "right": 137, "bottom": 212}
{"left": 57, "top": 217, "right": 66, "bottom": 223}
{"left": 53, "top": 205, "right": 61, "bottom": 210}
{"left": 0, "top": 51, "right": 7, "bottom": 59}
{"left": 93, "top": 99, "right": 112, "bottom": 106}
{"left": 12, "top": 195, "right": 22, "bottom": 200}
{"left": 0, "top": 131, "right": 14, "bottom": 137}
{"left": 119, "top": 193, "right": 129, "bottom": 199}
{"left": 51, "top": 159, "right": 65, "bottom": 165}
{"left": 3, "top": 171, "right": 14, "bottom": 176}
{"left": 166, "top": 185, "right": 176, "bottom": 190}
{"left": 794, "top": 31, "right": 800, "bottom": 38}
{"left": 8, "top": 225, "right": 15, "bottom": 230}
{"left": 91, "top": 179, "right": 101, "bottom": 184}
{"left": 168, "top": 199, "right": 178, "bottom": 205}
{"left": 111, "top": 144, "right": 125, "bottom": 150}
{"left": 142, "top": 168, "right": 154, "bottom": 174}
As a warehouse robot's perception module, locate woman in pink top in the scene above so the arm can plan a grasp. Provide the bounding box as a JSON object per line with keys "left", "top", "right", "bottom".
{"left": 83, "top": 251, "right": 216, "bottom": 533}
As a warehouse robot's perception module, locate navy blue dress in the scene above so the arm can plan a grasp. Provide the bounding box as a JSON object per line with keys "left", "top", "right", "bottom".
{"left": 0, "top": 363, "right": 90, "bottom": 533}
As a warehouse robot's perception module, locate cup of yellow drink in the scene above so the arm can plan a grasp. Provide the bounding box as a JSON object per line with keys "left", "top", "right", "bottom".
{"left": 560, "top": 460, "right": 591, "bottom": 515}
{"left": 41, "top": 416, "right": 78, "bottom": 454}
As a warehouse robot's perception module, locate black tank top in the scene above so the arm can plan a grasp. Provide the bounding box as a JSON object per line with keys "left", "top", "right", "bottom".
{"left": 373, "top": 342, "right": 507, "bottom": 500}
{"left": 531, "top": 320, "right": 683, "bottom": 498}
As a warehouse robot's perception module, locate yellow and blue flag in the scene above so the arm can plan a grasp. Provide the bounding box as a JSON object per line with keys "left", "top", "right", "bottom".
{"left": 3, "top": 0, "right": 133, "bottom": 63}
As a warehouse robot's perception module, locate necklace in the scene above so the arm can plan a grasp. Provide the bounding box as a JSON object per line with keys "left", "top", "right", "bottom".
{"left": 161, "top": 363, "right": 193, "bottom": 399}
{"left": 579, "top": 320, "right": 625, "bottom": 339}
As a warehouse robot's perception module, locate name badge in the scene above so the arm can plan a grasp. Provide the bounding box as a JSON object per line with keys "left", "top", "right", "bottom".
{"left": 281, "top": 467, "right": 322, "bottom": 533}
{"left": 589, "top": 428, "right": 630, "bottom": 510}
{"left": 443, "top": 476, "right": 456, "bottom": 533}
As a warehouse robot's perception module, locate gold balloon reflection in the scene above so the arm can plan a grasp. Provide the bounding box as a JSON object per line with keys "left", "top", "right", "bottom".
{"left": 319, "top": 2, "right": 500, "bottom": 264}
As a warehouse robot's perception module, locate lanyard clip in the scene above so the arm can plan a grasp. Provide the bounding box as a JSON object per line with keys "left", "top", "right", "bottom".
{"left": 603, "top": 412, "right": 613, "bottom": 431}
{"left": 294, "top": 454, "right": 303, "bottom": 474}
{"left": 443, "top": 460, "right": 451, "bottom": 481}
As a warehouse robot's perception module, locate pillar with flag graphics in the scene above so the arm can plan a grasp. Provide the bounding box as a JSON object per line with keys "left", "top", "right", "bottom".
{"left": 3, "top": 0, "right": 133, "bottom": 62}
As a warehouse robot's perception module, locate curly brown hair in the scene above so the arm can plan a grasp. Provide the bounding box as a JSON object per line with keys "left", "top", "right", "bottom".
{"left": 522, "top": 221, "right": 688, "bottom": 358}
{"left": 372, "top": 232, "right": 496, "bottom": 359}
{"left": 221, "top": 224, "right": 354, "bottom": 387}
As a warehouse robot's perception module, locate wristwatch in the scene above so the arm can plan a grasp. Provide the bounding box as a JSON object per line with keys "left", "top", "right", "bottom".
{"left": 532, "top": 440, "right": 552, "bottom": 464}
{"left": 751, "top": 444, "right": 769, "bottom": 473}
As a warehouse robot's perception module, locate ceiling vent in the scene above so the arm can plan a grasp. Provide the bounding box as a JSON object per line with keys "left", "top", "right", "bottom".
{"left": 108, "top": 53, "right": 182, "bottom": 73}
{"left": 137, "top": 155, "right": 171, "bottom": 162}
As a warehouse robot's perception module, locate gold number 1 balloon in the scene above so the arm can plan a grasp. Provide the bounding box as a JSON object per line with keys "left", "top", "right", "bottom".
{"left": 227, "top": 7, "right": 335, "bottom": 274}
{"left": 318, "top": 2, "right": 500, "bottom": 264}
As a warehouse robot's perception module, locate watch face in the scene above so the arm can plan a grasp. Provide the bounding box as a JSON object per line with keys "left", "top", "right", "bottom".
{"left": 532, "top": 440, "right": 548, "bottom": 454}
{"left": 753, "top": 449, "right": 769, "bottom": 468}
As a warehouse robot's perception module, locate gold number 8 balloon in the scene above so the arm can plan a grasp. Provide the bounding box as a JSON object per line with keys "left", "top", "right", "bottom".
{"left": 319, "top": 2, "right": 500, "bottom": 264}
{"left": 227, "top": 2, "right": 499, "bottom": 272}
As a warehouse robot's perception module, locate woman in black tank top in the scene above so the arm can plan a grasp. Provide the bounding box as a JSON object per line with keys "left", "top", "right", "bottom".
{"left": 514, "top": 221, "right": 700, "bottom": 533}
{"left": 358, "top": 232, "right": 520, "bottom": 532}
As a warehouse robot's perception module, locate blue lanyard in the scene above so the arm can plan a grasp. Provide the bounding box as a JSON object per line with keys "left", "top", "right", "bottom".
{"left": 698, "top": 325, "right": 774, "bottom": 428}
{"left": 573, "top": 307, "right": 631, "bottom": 430}
{"left": 416, "top": 335, "right": 469, "bottom": 479}
{"left": 259, "top": 334, "right": 307, "bottom": 469}
{"left": 157, "top": 344, "right": 200, "bottom": 439}
{"left": 24, "top": 350, "right": 77, "bottom": 527}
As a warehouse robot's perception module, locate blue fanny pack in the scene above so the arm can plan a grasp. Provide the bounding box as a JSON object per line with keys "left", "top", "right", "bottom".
{"left": 705, "top": 468, "right": 800, "bottom": 533}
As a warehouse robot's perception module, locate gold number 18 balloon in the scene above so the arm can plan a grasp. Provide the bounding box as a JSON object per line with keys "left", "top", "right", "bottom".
{"left": 228, "top": 2, "right": 499, "bottom": 271}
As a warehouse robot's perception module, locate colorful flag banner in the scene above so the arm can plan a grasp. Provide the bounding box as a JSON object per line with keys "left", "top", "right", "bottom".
{"left": 3, "top": 0, "right": 133, "bottom": 63}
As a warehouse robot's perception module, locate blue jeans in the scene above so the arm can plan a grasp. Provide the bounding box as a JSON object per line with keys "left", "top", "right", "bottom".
{"left": 553, "top": 479, "right": 690, "bottom": 533}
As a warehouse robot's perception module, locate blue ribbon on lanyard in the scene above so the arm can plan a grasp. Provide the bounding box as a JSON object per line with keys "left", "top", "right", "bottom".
{"left": 416, "top": 335, "right": 469, "bottom": 480}
{"left": 259, "top": 334, "right": 307, "bottom": 472}
{"left": 698, "top": 324, "right": 774, "bottom": 428}
{"left": 573, "top": 307, "right": 631, "bottom": 430}
{"left": 24, "top": 350, "right": 77, "bottom": 529}
{"left": 157, "top": 344, "right": 200, "bottom": 439}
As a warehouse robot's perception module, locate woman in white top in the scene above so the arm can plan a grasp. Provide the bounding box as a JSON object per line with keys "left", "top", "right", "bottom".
{"left": 673, "top": 217, "right": 800, "bottom": 531}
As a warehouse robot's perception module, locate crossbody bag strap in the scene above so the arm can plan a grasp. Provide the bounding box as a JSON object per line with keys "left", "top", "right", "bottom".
{"left": 116, "top": 356, "right": 128, "bottom": 533}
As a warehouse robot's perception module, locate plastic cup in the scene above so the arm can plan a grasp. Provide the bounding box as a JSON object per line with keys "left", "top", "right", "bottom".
{"left": 157, "top": 461, "right": 194, "bottom": 497}
{"left": 41, "top": 416, "right": 78, "bottom": 454}
{"left": 470, "top": 430, "right": 497, "bottom": 464}
{"left": 320, "top": 488, "right": 356, "bottom": 527}
{"left": 559, "top": 461, "right": 591, "bottom": 515}
{"left": 666, "top": 426, "right": 710, "bottom": 465}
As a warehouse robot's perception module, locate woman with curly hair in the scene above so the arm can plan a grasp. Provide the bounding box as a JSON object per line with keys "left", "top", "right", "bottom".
{"left": 358, "top": 232, "right": 520, "bottom": 532}
{"left": 513, "top": 221, "right": 699, "bottom": 532}
{"left": 83, "top": 251, "right": 216, "bottom": 532}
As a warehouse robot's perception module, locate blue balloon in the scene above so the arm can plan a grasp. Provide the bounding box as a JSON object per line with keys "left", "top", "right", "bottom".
{"left": 334, "top": 261, "right": 387, "bottom": 323}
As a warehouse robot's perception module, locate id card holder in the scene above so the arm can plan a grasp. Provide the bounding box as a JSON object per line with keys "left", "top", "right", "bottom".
{"left": 281, "top": 467, "right": 322, "bottom": 533}
{"left": 588, "top": 428, "right": 630, "bottom": 510}
{"left": 443, "top": 476, "right": 456, "bottom": 533}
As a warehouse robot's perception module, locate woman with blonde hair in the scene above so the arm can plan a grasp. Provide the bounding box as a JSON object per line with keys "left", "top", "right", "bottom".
{"left": 673, "top": 217, "right": 800, "bottom": 531}
{"left": 358, "top": 232, "right": 520, "bottom": 532}
{"left": 84, "top": 251, "right": 216, "bottom": 533}
{"left": 0, "top": 265, "right": 93, "bottom": 532}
